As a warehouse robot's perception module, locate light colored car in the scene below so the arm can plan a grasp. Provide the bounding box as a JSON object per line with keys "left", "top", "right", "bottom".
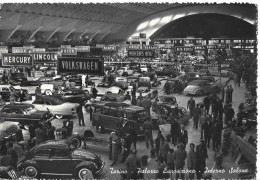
{"left": 140, "top": 65, "right": 148, "bottom": 72}
{"left": 89, "top": 77, "right": 104, "bottom": 86}
{"left": 95, "top": 82, "right": 123, "bottom": 95}
{"left": 32, "top": 96, "right": 79, "bottom": 119}
{"left": 183, "top": 80, "right": 221, "bottom": 96}
{"left": 136, "top": 87, "right": 158, "bottom": 99}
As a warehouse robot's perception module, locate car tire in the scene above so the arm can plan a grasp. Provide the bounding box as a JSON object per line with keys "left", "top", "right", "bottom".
{"left": 45, "top": 89, "right": 52, "bottom": 95}
{"left": 107, "top": 91, "right": 112, "bottom": 94}
{"left": 55, "top": 114, "right": 63, "bottom": 119}
{"left": 85, "top": 90, "right": 90, "bottom": 94}
{"left": 199, "top": 91, "right": 204, "bottom": 96}
{"left": 77, "top": 167, "right": 92, "bottom": 180}
{"left": 71, "top": 137, "right": 82, "bottom": 148}
{"left": 96, "top": 126, "right": 104, "bottom": 133}
{"left": 24, "top": 165, "right": 39, "bottom": 178}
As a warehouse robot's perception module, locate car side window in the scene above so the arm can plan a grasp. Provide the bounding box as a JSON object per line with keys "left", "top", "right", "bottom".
{"left": 2, "top": 108, "right": 12, "bottom": 113}
{"left": 35, "top": 149, "right": 50, "bottom": 157}
{"left": 34, "top": 100, "right": 44, "bottom": 104}
{"left": 50, "top": 149, "right": 69, "bottom": 158}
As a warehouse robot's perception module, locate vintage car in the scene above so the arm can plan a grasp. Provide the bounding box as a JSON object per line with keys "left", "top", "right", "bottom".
{"left": 13, "top": 80, "right": 41, "bottom": 95}
{"left": 32, "top": 96, "right": 79, "bottom": 119}
{"left": 163, "top": 78, "right": 184, "bottom": 94}
{"left": 179, "top": 72, "right": 202, "bottom": 82}
{"left": 183, "top": 80, "right": 221, "bottom": 96}
{"left": 185, "top": 76, "right": 216, "bottom": 84}
{"left": 127, "top": 76, "right": 138, "bottom": 86}
{"left": 92, "top": 103, "right": 146, "bottom": 135}
{"left": 38, "top": 76, "right": 65, "bottom": 89}
{"left": 155, "top": 68, "right": 178, "bottom": 78}
{"left": 152, "top": 106, "right": 190, "bottom": 127}
{"left": 54, "top": 89, "right": 92, "bottom": 104}
{"left": 114, "top": 77, "right": 128, "bottom": 90}
{"left": 198, "top": 69, "right": 211, "bottom": 76}
{"left": 135, "top": 87, "right": 158, "bottom": 99}
{"left": 66, "top": 75, "right": 82, "bottom": 86}
{"left": 93, "top": 82, "right": 123, "bottom": 95}
{"left": 17, "top": 140, "right": 105, "bottom": 179}
{"left": 138, "top": 77, "right": 151, "bottom": 88}
{"left": 0, "top": 84, "right": 30, "bottom": 102}
{"left": 10, "top": 72, "right": 27, "bottom": 83}
{"left": 153, "top": 95, "right": 177, "bottom": 106}
{"left": 0, "top": 104, "right": 53, "bottom": 127}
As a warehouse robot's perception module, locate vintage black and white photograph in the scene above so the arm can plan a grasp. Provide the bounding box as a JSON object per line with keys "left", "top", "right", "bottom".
{"left": 0, "top": 2, "right": 258, "bottom": 180}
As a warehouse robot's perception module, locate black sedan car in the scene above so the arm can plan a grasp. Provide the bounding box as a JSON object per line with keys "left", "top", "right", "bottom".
{"left": 17, "top": 140, "right": 105, "bottom": 179}
{"left": 0, "top": 103, "right": 53, "bottom": 126}
{"left": 54, "top": 89, "right": 93, "bottom": 104}
{"left": 0, "top": 85, "right": 29, "bottom": 102}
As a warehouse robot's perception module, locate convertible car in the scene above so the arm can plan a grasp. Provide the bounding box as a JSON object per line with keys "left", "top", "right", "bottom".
{"left": 32, "top": 96, "right": 79, "bottom": 119}
{"left": 183, "top": 80, "right": 221, "bottom": 96}
{"left": 54, "top": 89, "right": 92, "bottom": 104}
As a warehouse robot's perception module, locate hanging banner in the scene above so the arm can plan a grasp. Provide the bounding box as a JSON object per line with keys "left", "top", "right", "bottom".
{"left": 102, "top": 45, "right": 116, "bottom": 51}
{"left": 61, "top": 45, "right": 71, "bottom": 48}
{"left": 32, "top": 48, "right": 46, "bottom": 52}
{"left": 60, "top": 48, "right": 77, "bottom": 55}
{"left": 57, "top": 57, "right": 104, "bottom": 75}
{"left": 2, "top": 53, "right": 33, "bottom": 67}
{"left": 32, "top": 52, "right": 60, "bottom": 63}
{"left": 12, "top": 47, "right": 33, "bottom": 53}
{"left": 175, "top": 46, "right": 194, "bottom": 52}
{"left": 75, "top": 46, "right": 90, "bottom": 52}
{"left": 0, "top": 46, "right": 8, "bottom": 59}
{"left": 128, "top": 50, "right": 155, "bottom": 58}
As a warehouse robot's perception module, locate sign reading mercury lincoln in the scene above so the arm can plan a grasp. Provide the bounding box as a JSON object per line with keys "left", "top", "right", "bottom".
{"left": 2, "top": 53, "right": 33, "bottom": 67}
{"left": 128, "top": 50, "right": 155, "bottom": 58}
{"left": 57, "top": 57, "right": 104, "bottom": 75}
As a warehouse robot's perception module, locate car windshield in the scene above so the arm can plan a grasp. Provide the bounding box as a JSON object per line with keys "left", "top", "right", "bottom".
{"left": 189, "top": 81, "right": 200, "bottom": 86}
{"left": 52, "top": 98, "right": 65, "bottom": 105}
{"left": 25, "top": 106, "right": 39, "bottom": 114}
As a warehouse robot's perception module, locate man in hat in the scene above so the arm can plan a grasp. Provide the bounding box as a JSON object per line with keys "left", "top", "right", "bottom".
{"left": 173, "top": 142, "right": 187, "bottom": 179}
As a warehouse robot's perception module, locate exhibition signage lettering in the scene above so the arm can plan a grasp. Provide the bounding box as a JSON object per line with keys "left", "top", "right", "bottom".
{"left": 12, "top": 47, "right": 33, "bottom": 53}
{"left": 194, "top": 45, "right": 206, "bottom": 50}
{"left": 96, "top": 44, "right": 105, "bottom": 48}
{"left": 0, "top": 46, "right": 8, "bottom": 59}
{"left": 75, "top": 46, "right": 90, "bottom": 52}
{"left": 102, "top": 45, "right": 116, "bottom": 51}
{"left": 58, "top": 57, "right": 104, "bottom": 75}
{"left": 142, "top": 45, "right": 158, "bottom": 50}
{"left": 2, "top": 53, "right": 33, "bottom": 67}
{"left": 32, "top": 48, "right": 46, "bottom": 52}
{"left": 60, "top": 48, "right": 77, "bottom": 55}
{"left": 175, "top": 46, "right": 194, "bottom": 52}
{"left": 127, "top": 45, "right": 142, "bottom": 50}
{"left": 128, "top": 50, "right": 155, "bottom": 58}
{"left": 32, "top": 52, "right": 60, "bottom": 63}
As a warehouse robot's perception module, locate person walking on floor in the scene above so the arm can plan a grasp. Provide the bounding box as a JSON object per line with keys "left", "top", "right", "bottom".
{"left": 187, "top": 143, "right": 196, "bottom": 180}
{"left": 170, "top": 116, "right": 180, "bottom": 146}
{"left": 125, "top": 150, "right": 140, "bottom": 180}
{"left": 35, "top": 124, "right": 46, "bottom": 145}
{"left": 177, "top": 124, "right": 188, "bottom": 149}
{"left": 110, "top": 131, "right": 121, "bottom": 166}
{"left": 121, "top": 132, "right": 133, "bottom": 163}
{"left": 46, "top": 121, "right": 56, "bottom": 140}
{"left": 193, "top": 104, "right": 201, "bottom": 129}
{"left": 211, "top": 121, "right": 219, "bottom": 151}
{"left": 167, "top": 148, "right": 175, "bottom": 178}
{"left": 173, "top": 143, "right": 187, "bottom": 180}
{"left": 203, "top": 94, "right": 211, "bottom": 115}
{"left": 195, "top": 145, "right": 207, "bottom": 179}
{"left": 142, "top": 118, "right": 154, "bottom": 149}
{"left": 187, "top": 97, "right": 195, "bottom": 119}
{"left": 202, "top": 118, "right": 212, "bottom": 148}
{"left": 229, "top": 85, "right": 234, "bottom": 103}
{"left": 225, "top": 86, "right": 230, "bottom": 103}
{"left": 76, "top": 104, "right": 85, "bottom": 126}
{"left": 158, "top": 136, "right": 170, "bottom": 163}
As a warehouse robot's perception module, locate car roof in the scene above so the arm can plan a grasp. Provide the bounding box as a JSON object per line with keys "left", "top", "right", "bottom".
{"left": 36, "top": 95, "right": 62, "bottom": 101}
{"left": 103, "top": 93, "right": 125, "bottom": 98}
{"left": 31, "top": 140, "right": 68, "bottom": 152}
{"left": 159, "top": 95, "right": 176, "bottom": 98}
{"left": 124, "top": 105, "right": 145, "bottom": 111}
{"left": 3, "top": 103, "right": 34, "bottom": 109}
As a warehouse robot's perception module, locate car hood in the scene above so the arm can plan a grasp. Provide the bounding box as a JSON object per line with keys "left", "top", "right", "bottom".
{"left": 63, "top": 102, "right": 79, "bottom": 107}
{"left": 184, "top": 85, "right": 200, "bottom": 92}
{"left": 72, "top": 149, "right": 99, "bottom": 160}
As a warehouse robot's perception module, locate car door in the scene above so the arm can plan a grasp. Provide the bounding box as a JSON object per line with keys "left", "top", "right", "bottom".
{"left": 34, "top": 149, "right": 51, "bottom": 173}
{"left": 32, "top": 99, "right": 46, "bottom": 111}
{"left": 0, "top": 107, "right": 13, "bottom": 121}
{"left": 48, "top": 148, "right": 73, "bottom": 175}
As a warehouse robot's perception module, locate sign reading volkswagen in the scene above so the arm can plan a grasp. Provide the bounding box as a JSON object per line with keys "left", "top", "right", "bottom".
{"left": 128, "top": 50, "right": 154, "bottom": 58}
{"left": 2, "top": 53, "right": 33, "bottom": 67}
{"left": 58, "top": 57, "right": 104, "bottom": 75}
{"left": 33, "top": 52, "right": 60, "bottom": 63}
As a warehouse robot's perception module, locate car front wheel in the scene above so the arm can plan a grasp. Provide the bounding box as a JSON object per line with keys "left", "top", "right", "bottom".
{"left": 24, "top": 165, "right": 39, "bottom": 178}
{"left": 55, "top": 114, "right": 63, "bottom": 119}
{"left": 45, "top": 89, "right": 52, "bottom": 95}
{"left": 78, "top": 167, "right": 92, "bottom": 179}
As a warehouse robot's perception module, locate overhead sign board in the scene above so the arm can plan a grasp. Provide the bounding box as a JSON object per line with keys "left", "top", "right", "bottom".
{"left": 175, "top": 46, "right": 194, "bottom": 52}
{"left": 0, "top": 46, "right": 8, "bottom": 59}
{"left": 75, "top": 46, "right": 90, "bottom": 52}
{"left": 60, "top": 48, "right": 77, "bottom": 55}
{"left": 32, "top": 48, "right": 46, "bottom": 52}
{"left": 102, "top": 45, "right": 116, "bottom": 51}
{"left": 96, "top": 44, "right": 105, "bottom": 48}
{"left": 32, "top": 52, "right": 60, "bottom": 63}
{"left": 128, "top": 50, "right": 155, "bottom": 58}
{"left": 2, "top": 53, "right": 33, "bottom": 67}
{"left": 61, "top": 45, "right": 71, "bottom": 48}
{"left": 57, "top": 57, "right": 104, "bottom": 75}
{"left": 142, "top": 45, "right": 158, "bottom": 50}
{"left": 194, "top": 45, "right": 206, "bottom": 50}
{"left": 12, "top": 47, "right": 33, "bottom": 53}
{"left": 127, "top": 44, "right": 142, "bottom": 50}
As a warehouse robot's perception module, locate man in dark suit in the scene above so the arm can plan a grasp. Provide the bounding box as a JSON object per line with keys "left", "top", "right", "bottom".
{"left": 177, "top": 124, "right": 188, "bottom": 149}
{"left": 173, "top": 143, "right": 187, "bottom": 179}
{"left": 202, "top": 118, "right": 212, "bottom": 148}
{"left": 121, "top": 132, "right": 133, "bottom": 163}
{"left": 203, "top": 94, "right": 211, "bottom": 114}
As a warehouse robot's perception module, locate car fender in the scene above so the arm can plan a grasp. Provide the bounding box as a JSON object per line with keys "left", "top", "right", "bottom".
{"left": 73, "top": 161, "right": 96, "bottom": 176}
{"left": 19, "top": 160, "right": 40, "bottom": 172}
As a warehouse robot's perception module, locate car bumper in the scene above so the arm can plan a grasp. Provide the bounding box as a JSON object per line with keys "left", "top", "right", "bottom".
{"left": 95, "top": 161, "right": 105, "bottom": 174}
